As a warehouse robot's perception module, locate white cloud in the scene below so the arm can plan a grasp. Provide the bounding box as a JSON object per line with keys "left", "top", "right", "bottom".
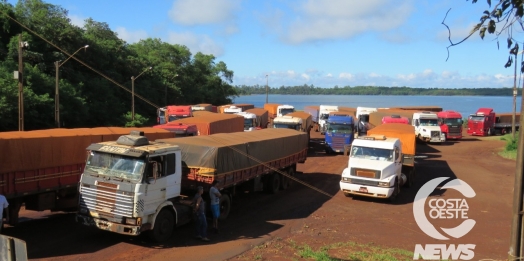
{"left": 167, "top": 31, "right": 224, "bottom": 56}
{"left": 69, "top": 14, "right": 86, "bottom": 28}
{"left": 281, "top": 0, "right": 414, "bottom": 44}
{"left": 339, "top": 73, "right": 354, "bottom": 80}
{"left": 169, "top": 0, "right": 241, "bottom": 25}
{"left": 115, "top": 27, "right": 148, "bottom": 44}
{"left": 301, "top": 73, "right": 310, "bottom": 81}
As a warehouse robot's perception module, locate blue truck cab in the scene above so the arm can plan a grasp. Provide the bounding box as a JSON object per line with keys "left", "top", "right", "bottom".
{"left": 325, "top": 113, "right": 354, "bottom": 154}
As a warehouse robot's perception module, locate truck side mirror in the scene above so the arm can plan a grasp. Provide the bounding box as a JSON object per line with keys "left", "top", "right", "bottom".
{"left": 415, "top": 120, "right": 419, "bottom": 126}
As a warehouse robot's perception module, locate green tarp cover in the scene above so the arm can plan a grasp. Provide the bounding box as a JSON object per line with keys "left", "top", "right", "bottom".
{"left": 156, "top": 128, "right": 307, "bottom": 175}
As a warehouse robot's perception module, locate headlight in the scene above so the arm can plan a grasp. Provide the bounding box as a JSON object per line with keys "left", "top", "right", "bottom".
{"left": 341, "top": 177, "right": 351, "bottom": 182}
{"left": 378, "top": 181, "right": 390, "bottom": 187}
{"left": 125, "top": 217, "right": 142, "bottom": 226}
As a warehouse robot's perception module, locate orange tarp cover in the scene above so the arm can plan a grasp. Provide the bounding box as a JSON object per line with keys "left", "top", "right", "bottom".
{"left": 496, "top": 113, "right": 520, "bottom": 123}
{"left": 169, "top": 113, "right": 244, "bottom": 135}
{"left": 193, "top": 111, "right": 215, "bottom": 117}
{"left": 0, "top": 127, "right": 174, "bottom": 173}
{"left": 287, "top": 111, "right": 313, "bottom": 131}
{"left": 263, "top": 103, "right": 280, "bottom": 117}
{"left": 245, "top": 108, "right": 269, "bottom": 127}
{"left": 367, "top": 123, "right": 416, "bottom": 156}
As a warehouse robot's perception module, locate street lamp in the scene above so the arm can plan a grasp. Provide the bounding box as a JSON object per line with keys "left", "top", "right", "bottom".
{"left": 55, "top": 45, "right": 89, "bottom": 128}
{"left": 265, "top": 74, "right": 268, "bottom": 104}
{"left": 166, "top": 74, "right": 178, "bottom": 106}
{"left": 132, "top": 66, "right": 153, "bottom": 120}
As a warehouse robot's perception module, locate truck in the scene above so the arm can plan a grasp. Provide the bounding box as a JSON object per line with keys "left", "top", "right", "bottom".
{"left": 245, "top": 108, "right": 269, "bottom": 129}
{"left": 319, "top": 105, "right": 339, "bottom": 134}
{"left": 437, "top": 110, "right": 463, "bottom": 140}
{"left": 0, "top": 127, "right": 176, "bottom": 226}
{"left": 340, "top": 123, "right": 416, "bottom": 202}
{"left": 382, "top": 115, "right": 410, "bottom": 124}
{"left": 168, "top": 113, "right": 244, "bottom": 135}
{"left": 286, "top": 111, "right": 313, "bottom": 143}
{"left": 263, "top": 103, "right": 280, "bottom": 121}
{"left": 277, "top": 104, "right": 295, "bottom": 117}
{"left": 304, "top": 106, "right": 320, "bottom": 132}
{"left": 468, "top": 108, "right": 520, "bottom": 136}
{"left": 191, "top": 104, "right": 213, "bottom": 112}
{"left": 76, "top": 128, "right": 308, "bottom": 242}
{"left": 272, "top": 115, "right": 303, "bottom": 131}
{"left": 356, "top": 107, "right": 378, "bottom": 123}
{"left": 157, "top": 107, "right": 167, "bottom": 124}
{"left": 222, "top": 104, "right": 255, "bottom": 114}
{"left": 413, "top": 111, "right": 446, "bottom": 143}
{"left": 165, "top": 105, "right": 193, "bottom": 123}
{"left": 324, "top": 112, "right": 354, "bottom": 154}
{"left": 223, "top": 105, "right": 243, "bottom": 114}
{"left": 235, "top": 111, "right": 258, "bottom": 131}
{"left": 153, "top": 122, "right": 198, "bottom": 136}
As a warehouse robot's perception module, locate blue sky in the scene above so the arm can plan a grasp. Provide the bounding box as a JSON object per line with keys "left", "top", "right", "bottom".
{"left": 18, "top": 0, "right": 524, "bottom": 88}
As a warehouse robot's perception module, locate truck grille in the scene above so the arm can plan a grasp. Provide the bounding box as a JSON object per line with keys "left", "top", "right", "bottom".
{"left": 347, "top": 178, "right": 379, "bottom": 186}
{"left": 351, "top": 168, "right": 380, "bottom": 179}
{"left": 331, "top": 136, "right": 346, "bottom": 150}
{"left": 449, "top": 126, "right": 461, "bottom": 133}
{"left": 79, "top": 182, "right": 134, "bottom": 217}
{"left": 431, "top": 131, "right": 440, "bottom": 137}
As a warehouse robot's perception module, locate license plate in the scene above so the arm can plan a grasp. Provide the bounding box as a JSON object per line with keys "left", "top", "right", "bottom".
{"left": 359, "top": 187, "right": 368, "bottom": 193}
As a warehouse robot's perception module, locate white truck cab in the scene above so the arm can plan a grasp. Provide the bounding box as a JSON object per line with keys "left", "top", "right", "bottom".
{"left": 356, "top": 107, "right": 377, "bottom": 123}
{"left": 224, "top": 106, "right": 242, "bottom": 114}
{"left": 235, "top": 112, "right": 258, "bottom": 131}
{"left": 413, "top": 112, "right": 445, "bottom": 143}
{"left": 340, "top": 135, "right": 405, "bottom": 201}
{"left": 319, "top": 105, "right": 339, "bottom": 134}
{"left": 272, "top": 116, "right": 303, "bottom": 131}
{"left": 277, "top": 105, "right": 295, "bottom": 117}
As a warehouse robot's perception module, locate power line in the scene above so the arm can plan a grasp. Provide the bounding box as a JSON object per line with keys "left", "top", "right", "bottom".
{"left": 0, "top": 10, "right": 161, "bottom": 110}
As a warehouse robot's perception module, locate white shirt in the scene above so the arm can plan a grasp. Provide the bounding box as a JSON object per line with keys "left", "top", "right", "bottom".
{"left": 0, "top": 195, "right": 8, "bottom": 220}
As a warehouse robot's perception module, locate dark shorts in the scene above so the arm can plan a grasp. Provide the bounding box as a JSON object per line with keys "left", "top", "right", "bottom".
{"left": 211, "top": 204, "right": 220, "bottom": 218}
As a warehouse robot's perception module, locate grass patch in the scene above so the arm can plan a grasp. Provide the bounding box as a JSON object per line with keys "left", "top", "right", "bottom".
{"left": 295, "top": 242, "right": 414, "bottom": 261}
{"left": 498, "top": 133, "right": 518, "bottom": 160}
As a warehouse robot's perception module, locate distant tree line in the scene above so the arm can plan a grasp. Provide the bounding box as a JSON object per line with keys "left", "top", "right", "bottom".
{"left": 0, "top": 0, "right": 237, "bottom": 131}
{"left": 234, "top": 84, "right": 522, "bottom": 96}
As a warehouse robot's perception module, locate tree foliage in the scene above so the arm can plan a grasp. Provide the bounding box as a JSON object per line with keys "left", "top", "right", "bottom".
{"left": 234, "top": 84, "right": 520, "bottom": 96}
{"left": 0, "top": 0, "right": 237, "bottom": 131}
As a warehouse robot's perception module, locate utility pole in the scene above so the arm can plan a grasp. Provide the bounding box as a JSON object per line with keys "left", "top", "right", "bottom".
{"left": 131, "top": 66, "right": 152, "bottom": 121}
{"left": 513, "top": 49, "right": 518, "bottom": 140}
{"left": 18, "top": 34, "right": 24, "bottom": 131}
{"left": 265, "top": 74, "right": 268, "bottom": 104}
{"left": 55, "top": 61, "right": 59, "bottom": 128}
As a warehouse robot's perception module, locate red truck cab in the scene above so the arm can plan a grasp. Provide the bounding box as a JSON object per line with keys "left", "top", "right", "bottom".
{"left": 153, "top": 122, "right": 198, "bottom": 136}
{"left": 165, "top": 105, "right": 193, "bottom": 123}
{"left": 437, "top": 110, "right": 463, "bottom": 139}
{"left": 382, "top": 115, "right": 409, "bottom": 124}
{"left": 467, "top": 108, "right": 495, "bottom": 136}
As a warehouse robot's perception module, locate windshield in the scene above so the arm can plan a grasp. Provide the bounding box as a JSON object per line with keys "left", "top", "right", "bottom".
{"left": 244, "top": 118, "right": 256, "bottom": 130}
{"left": 443, "top": 118, "right": 463, "bottom": 125}
{"left": 320, "top": 113, "right": 329, "bottom": 120}
{"left": 326, "top": 123, "right": 353, "bottom": 134}
{"left": 350, "top": 146, "right": 393, "bottom": 162}
{"left": 469, "top": 116, "right": 485, "bottom": 122}
{"left": 419, "top": 119, "right": 438, "bottom": 126}
{"left": 280, "top": 108, "right": 295, "bottom": 116}
{"left": 85, "top": 151, "right": 145, "bottom": 182}
{"left": 273, "top": 123, "right": 300, "bottom": 130}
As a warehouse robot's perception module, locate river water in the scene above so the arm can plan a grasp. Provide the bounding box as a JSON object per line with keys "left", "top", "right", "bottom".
{"left": 232, "top": 94, "right": 521, "bottom": 117}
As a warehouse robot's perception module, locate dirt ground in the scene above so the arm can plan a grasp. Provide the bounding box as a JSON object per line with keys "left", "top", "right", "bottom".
{"left": 2, "top": 130, "right": 515, "bottom": 261}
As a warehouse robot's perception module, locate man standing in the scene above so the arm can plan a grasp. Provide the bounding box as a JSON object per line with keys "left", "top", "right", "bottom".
{"left": 192, "top": 186, "right": 209, "bottom": 241}
{"left": 0, "top": 194, "right": 9, "bottom": 234}
{"left": 209, "top": 180, "right": 222, "bottom": 234}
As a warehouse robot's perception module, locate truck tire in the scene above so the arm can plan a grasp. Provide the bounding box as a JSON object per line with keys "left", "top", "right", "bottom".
{"left": 280, "top": 167, "right": 294, "bottom": 190}
{"left": 268, "top": 172, "right": 280, "bottom": 194}
{"left": 405, "top": 170, "right": 414, "bottom": 188}
{"left": 149, "top": 209, "right": 175, "bottom": 243}
{"left": 287, "top": 167, "right": 295, "bottom": 189}
{"left": 218, "top": 194, "right": 231, "bottom": 221}
{"left": 388, "top": 179, "right": 400, "bottom": 203}
{"left": 487, "top": 128, "right": 492, "bottom": 136}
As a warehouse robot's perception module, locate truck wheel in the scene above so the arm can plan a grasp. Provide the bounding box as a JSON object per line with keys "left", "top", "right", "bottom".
{"left": 268, "top": 172, "right": 280, "bottom": 194}
{"left": 218, "top": 194, "right": 231, "bottom": 221}
{"left": 149, "top": 209, "right": 175, "bottom": 243}
{"left": 405, "top": 171, "right": 414, "bottom": 188}
{"left": 389, "top": 179, "right": 400, "bottom": 203}
{"left": 487, "top": 128, "right": 492, "bottom": 136}
{"left": 287, "top": 167, "right": 295, "bottom": 189}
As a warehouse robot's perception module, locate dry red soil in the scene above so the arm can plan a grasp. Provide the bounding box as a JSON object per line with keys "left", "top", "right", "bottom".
{"left": 3, "top": 131, "right": 515, "bottom": 261}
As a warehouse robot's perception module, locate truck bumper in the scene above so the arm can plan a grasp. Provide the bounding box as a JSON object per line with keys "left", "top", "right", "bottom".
{"left": 76, "top": 214, "right": 142, "bottom": 236}
{"left": 340, "top": 182, "right": 394, "bottom": 198}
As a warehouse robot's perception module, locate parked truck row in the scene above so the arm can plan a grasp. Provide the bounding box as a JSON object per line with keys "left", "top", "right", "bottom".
{"left": 468, "top": 107, "right": 520, "bottom": 136}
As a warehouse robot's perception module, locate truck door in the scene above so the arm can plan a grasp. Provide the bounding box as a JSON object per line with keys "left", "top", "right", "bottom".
{"left": 394, "top": 147, "right": 402, "bottom": 175}
{"left": 143, "top": 152, "right": 181, "bottom": 214}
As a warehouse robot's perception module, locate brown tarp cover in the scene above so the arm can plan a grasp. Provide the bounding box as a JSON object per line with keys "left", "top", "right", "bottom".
{"left": 193, "top": 111, "right": 215, "bottom": 117}
{"left": 287, "top": 112, "right": 313, "bottom": 131}
{"left": 217, "top": 105, "right": 231, "bottom": 113}
{"left": 264, "top": 103, "right": 280, "bottom": 118}
{"left": 194, "top": 104, "right": 212, "bottom": 111}
{"left": 156, "top": 128, "right": 308, "bottom": 175}
{"left": 496, "top": 113, "right": 521, "bottom": 123}
{"left": 169, "top": 113, "right": 244, "bottom": 135}
{"left": 390, "top": 106, "right": 442, "bottom": 112}
{"left": 367, "top": 124, "right": 416, "bottom": 156}
{"left": 0, "top": 127, "right": 175, "bottom": 173}
{"left": 245, "top": 108, "right": 269, "bottom": 127}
